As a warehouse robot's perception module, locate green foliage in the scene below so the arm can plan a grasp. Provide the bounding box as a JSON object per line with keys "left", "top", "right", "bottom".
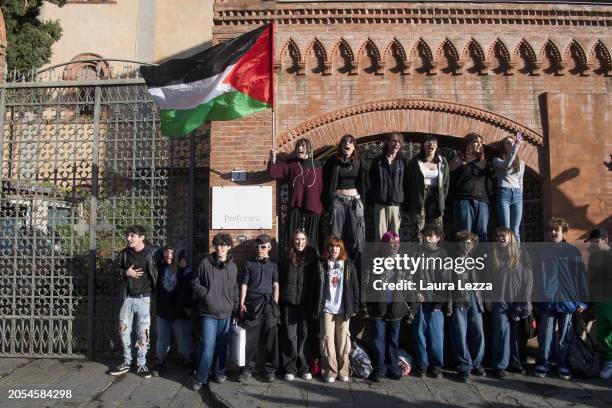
{"left": 1, "top": 0, "right": 66, "bottom": 72}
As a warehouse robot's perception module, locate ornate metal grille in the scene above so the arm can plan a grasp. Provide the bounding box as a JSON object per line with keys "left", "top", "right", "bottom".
{"left": 278, "top": 133, "right": 542, "bottom": 250}
{"left": 0, "top": 77, "right": 209, "bottom": 358}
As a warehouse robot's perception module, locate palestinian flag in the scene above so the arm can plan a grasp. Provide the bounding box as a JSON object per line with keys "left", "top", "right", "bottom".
{"left": 140, "top": 24, "right": 273, "bottom": 137}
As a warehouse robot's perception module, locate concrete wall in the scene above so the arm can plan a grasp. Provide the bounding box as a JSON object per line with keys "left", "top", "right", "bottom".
{"left": 41, "top": 0, "right": 213, "bottom": 70}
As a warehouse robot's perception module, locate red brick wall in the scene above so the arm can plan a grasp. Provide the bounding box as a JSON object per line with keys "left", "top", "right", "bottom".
{"left": 209, "top": 1, "right": 612, "bottom": 254}
{"left": 544, "top": 92, "right": 612, "bottom": 242}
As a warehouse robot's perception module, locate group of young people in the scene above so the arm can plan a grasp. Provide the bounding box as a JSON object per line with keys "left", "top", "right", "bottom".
{"left": 106, "top": 131, "right": 612, "bottom": 390}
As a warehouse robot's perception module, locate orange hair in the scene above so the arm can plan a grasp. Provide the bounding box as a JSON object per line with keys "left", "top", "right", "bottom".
{"left": 322, "top": 236, "right": 349, "bottom": 261}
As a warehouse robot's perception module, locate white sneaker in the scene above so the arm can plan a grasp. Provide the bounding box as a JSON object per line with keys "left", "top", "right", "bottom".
{"left": 284, "top": 373, "right": 295, "bottom": 381}
{"left": 324, "top": 376, "right": 335, "bottom": 383}
{"left": 338, "top": 375, "right": 350, "bottom": 382}
{"left": 302, "top": 373, "right": 312, "bottom": 380}
{"left": 600, "top": 361, "right": 612, "bottom": 379}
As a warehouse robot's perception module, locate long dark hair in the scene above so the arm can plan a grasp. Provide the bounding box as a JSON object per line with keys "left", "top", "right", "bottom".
{"left": 464, "top": 132, "right": 485, "bottom": 162}
{"left": 288, "top": 229, "right": 311, "bottom": 266}
{"left": 162, "top": 244, "right": 178, "bottom": 274}
{"left": 417, "top": 134, "right": 441, "bottom": 164}
{"left": 336, "top": 134, "right": 359, "bottom": 163}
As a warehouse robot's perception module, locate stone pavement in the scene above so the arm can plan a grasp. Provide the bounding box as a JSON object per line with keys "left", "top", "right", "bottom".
{"left": 209, "top": 369, "right": 612, "bottom": 408}
{"left": 1, "top": 358, "right": 611, "bottom": 408}
{"left": 0, "top": 358, "right": 214, "bottom": 408}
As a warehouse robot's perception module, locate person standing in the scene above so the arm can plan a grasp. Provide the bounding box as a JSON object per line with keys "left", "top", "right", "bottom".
{"left": 369, "top": 132, "right": 407, "bottom": 240}
{"left": 450, "top": 133, "right": 494, "bottom": 242}
{"left": 447, "top": 231, "right": 486, "bottom": 382}
{"left": 489, "top": 227, "right": 533, "bottom": 378}
{"left": 367, "top": 231, "right": 410, "bottom": 382}
{"left": 405, "top": 135, "right": 449, "bottom": 243}
{"left": 313, "top": 236, "right": 360, "bottom": 383}
{"left": 323, "top": 134, "right": 368, "bottom": 261}
{"left": 153, "top": 245, "right": 194, "bottom": 377}
{"left": 190, "top": 233, "right": 238, "bottom": 390}
{"left": 533, "top": 217, "right": 588, "bottom": 380}
{"left": 278, "top": 229, "right": 318, "bottom": 381}
{"left": 238, "top": 235, "right": 280, "bottom": 382}
{"left": 269, "top": 138, "right": 323, "bottom": 249}
{"left": 109, "top": 225, "right": 159, "bottom": 379}
{"left": 493, "top": 133, "right": 525, "bottom": 242}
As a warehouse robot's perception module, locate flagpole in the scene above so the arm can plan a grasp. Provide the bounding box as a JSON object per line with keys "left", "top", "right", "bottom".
{"left": 270, "top": 21, "right": 276, "bottom": 150}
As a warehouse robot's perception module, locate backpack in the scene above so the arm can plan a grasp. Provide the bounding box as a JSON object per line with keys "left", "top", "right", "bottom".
{"left": 568, "top": 314, "right": 601, "bottom": 377}
{"left": 349, "top": 339, "right": 372, "bottom": 378}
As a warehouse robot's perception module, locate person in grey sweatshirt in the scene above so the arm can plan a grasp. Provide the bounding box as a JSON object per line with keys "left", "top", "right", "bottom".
{"left": 190, "top": 233, "right": 238, "bottom": 391}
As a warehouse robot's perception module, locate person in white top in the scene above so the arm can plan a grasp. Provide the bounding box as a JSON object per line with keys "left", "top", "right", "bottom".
{"left": 493, "top": 133, "right": 525, "bottom": 242}
{"left": 404, "top": 135, "right": 450, "bottom": 242}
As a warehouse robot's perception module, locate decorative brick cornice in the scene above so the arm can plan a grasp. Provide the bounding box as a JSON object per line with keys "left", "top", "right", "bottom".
{"left": 277, "top": 99, "right": 544, "bottom": 148}
{"left": 215, "top": 3, "right": 612, "bottom": 27}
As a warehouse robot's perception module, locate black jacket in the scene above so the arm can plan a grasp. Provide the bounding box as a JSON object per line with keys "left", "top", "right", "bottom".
{"left": 404, "top": 155, "right": 450, "bottom": 215}
{"left": 156, "top": 263, "right": 193, "bottom": 321}
{"left": 323, "top": 156, "right": 368, "bottom": 206}
{"left": 113, "top": 244, "right": 160, "bottom": 297}
{"left": 192, "top": 254, "right": 239, "bottom": 319}
{"left": 278, "top": 247, "right": 317, "bottom": 307}
{"left": 313, "top": 259, "right": 360, "bottom": 320}
{"left": 368, "top": 154, "right": 407, "bottom": 206}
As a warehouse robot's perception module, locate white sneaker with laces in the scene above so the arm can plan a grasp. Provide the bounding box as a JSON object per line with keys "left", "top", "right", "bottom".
{"left": 284, "top": 373, "right": 295, "bottom": 381}
{"left": 600, "top": 361, "right": 612, "bottom": 379}
{"left": 338, "top": 375, "right": 350, "bottom": 382}
{"left": 302, "top": 373, "right": 312, "bottom": 380}
{"left": 324, "top": 376, "right": 335, "bottom": 383}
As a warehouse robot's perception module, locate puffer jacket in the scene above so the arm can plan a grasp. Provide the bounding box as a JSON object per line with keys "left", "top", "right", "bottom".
{"left": 278, "top": 247, "right": 318, "bottom": 307}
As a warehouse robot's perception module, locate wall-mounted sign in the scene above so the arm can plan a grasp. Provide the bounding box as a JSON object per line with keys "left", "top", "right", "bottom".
{"left": 212, "top": 186, "right": 273, "bottom": 230}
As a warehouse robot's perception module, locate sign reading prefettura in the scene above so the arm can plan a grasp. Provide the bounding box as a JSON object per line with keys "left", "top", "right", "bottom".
{"left": 211, "top": 186, "right": 273, "bottom": 229}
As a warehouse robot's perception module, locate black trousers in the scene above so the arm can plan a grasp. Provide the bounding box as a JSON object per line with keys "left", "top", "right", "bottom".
{"left": 280, "top": 305, "right": 310, "bottom": 376}
{"left": 242, "top": 306, "right": 278, "bottom": 374}
{"left": 288, "top": 207, "right": 320, "bottom": 250}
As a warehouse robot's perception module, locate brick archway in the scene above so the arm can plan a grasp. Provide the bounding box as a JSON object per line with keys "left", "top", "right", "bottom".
{"left": 276, "top": 99, "right": 544, "bottom": 174}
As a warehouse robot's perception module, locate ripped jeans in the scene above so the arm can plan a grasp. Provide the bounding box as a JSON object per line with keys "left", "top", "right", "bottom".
{"left": 118, "top": 296, "right": 151, "bottom": 367}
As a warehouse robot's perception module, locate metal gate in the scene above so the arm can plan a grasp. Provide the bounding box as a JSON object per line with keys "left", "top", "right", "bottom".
{"left": 0, "top": 70, "right": 209, "bottom": 358}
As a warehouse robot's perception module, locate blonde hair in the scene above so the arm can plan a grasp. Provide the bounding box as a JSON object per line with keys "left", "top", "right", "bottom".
{"left": 493, "top": 227, "right": 521, "bottom": 270}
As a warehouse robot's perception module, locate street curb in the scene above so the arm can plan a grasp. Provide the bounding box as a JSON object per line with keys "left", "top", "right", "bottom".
{"left": 207, "top": 383, "right": 234, "bottom": 408}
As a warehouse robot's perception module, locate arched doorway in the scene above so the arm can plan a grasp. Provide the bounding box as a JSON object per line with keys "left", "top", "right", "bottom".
{"left": 277, "top": 132, "right": 543, "bottom": 250}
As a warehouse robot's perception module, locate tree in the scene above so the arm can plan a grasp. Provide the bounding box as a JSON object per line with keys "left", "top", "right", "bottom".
{"left": 1, "top": 0, "right": 66, "bottom": 73}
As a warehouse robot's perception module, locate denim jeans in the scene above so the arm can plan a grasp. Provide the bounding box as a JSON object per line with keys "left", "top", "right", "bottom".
{"left": 453, "top": 199, "right": 489, "bottom": 242}
{"left": 195, "top": 316, "right": 231, "bottom": 384}
{"left": 491, "top": 305, "right": 523, "bottom": 370}
{"left": 496, "top": 187, "right": 523, "bottom": 242}
{"left": 412, "top": 306, "right": 444, "bottom": 368}
{"left": 155, "top": 316, "right": 194, "bottom": 362}
{"left": 118, "top": 296, "right": 151, "bottom": 367}
{"left": 372, "top": 319, "right": 401, "bottom": 377}
{"left": 449, "top": 301, "right": 484, "bottom": 374}
{"left": 536, "top": 311, "right": 573, "bottom": 372}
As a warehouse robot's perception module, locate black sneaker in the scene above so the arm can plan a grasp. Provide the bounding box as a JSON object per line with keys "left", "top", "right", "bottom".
{"left": 508, "top": 365, "right": 526, "bottom": 375}
{"left": 471, "top": 366, "right": 486, "bottom": 377}
{"left": 237, "top": 371, "right": 251, "bottom": 382}
{"left": 137, "top": 365, "right": 152, "bottom": 379}
{"left": 184, "top": 359, "right": 196, "bottom": 375}
{"left": 494, "top": 369, "right": 507, "bottom": 379}
{"left": 109, "top": 362, "right": 131, "bottom": 376}
{"left": 263, "top": 373, "right": 275, "bottom": 382}
{"left": 152, "top": 361, "right": 166, "bottom": 377}
{"left": 412, "top": 367, "right": 426, "bottom": 378}
{"left": 458, "top": 371, "right": 470, "bottom": 383}
{"left": 386, "top": 371, "right": 403, "bottom": 381}
{"left": 368, "top": 373, "right": 381, "bottom": 382}
{"left": 430, "top": 366, "right": 443, "bottom": 379}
